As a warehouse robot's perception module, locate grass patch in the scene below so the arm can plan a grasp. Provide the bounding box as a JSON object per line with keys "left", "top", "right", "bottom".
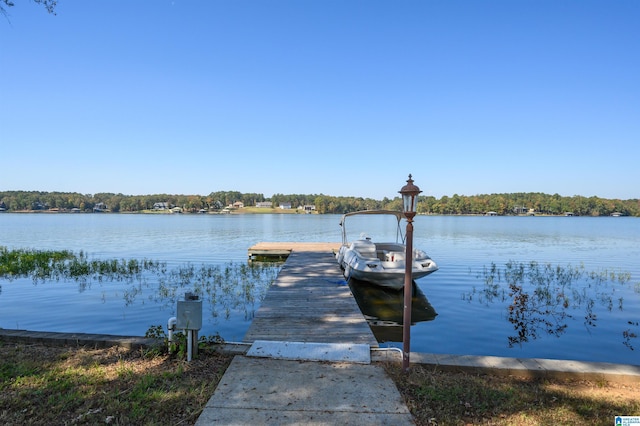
{"left": 383, "top": 362, "right": 640, "bottom": 425}
{"left": 0, "top": 342, "right": 232, "bottom": 425}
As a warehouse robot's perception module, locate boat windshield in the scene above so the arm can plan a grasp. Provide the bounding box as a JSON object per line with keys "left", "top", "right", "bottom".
{"left": 339, "top": 210, "right": 405, "bottom": 245}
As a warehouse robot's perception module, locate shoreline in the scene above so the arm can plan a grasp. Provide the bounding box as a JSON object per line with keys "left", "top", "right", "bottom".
{"left": 1, "top": 209, "right": 632, "bottom": 217}
{"left": 2, "top": 328, "right": 639, "bottom": 384}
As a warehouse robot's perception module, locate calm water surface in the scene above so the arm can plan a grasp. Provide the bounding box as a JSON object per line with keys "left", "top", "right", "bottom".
{"left": 1, "top": 213, "right": 638, "bottom": 365}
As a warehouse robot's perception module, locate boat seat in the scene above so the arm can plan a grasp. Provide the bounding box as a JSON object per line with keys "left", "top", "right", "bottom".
{"left": 384, "top": 251, "right": 405, "bottom": 262}
{"left": 351, "top": 239, "right": 377, "bottom": 259}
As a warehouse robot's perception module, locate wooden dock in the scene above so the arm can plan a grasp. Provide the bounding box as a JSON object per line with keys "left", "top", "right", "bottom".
{"left": 243, "top": 243, "right": 378, "bottom": 347}
{"left": 248, "top": 242, "right": 341, "bottom": 261}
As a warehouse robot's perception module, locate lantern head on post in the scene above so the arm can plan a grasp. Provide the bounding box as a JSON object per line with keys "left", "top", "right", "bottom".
{"left": 399, "top": 174, "right": 422, "bottom": 219}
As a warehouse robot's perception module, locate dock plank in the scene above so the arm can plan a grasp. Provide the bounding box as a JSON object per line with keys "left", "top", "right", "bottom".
{"left": 243, "top": 249, "right": 378, "bottom": 347}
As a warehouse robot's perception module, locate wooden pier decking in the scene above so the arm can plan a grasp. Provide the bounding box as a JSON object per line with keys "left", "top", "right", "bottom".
{"left": 248, "top": 242, "right": 341, "bottom": 261}
{"left": 243, "top": 243, "right": 378, "bottom": 347}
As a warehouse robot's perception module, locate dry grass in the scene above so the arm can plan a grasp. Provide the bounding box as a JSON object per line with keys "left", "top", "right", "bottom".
{"left": 383, "top": 362, "right": 640, "bottom": 425}
{"left": 2, "top": 341, "right": 639, "bottom": 425}
{"left": 0, "top": 342, "right": 231, "bottom": 425}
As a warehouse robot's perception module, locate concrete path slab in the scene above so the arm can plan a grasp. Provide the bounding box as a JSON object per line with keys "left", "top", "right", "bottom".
{"left": 194, "top": 356, "right": 413, "bottom": 425}
{"left": 247, "top": 340, "right": 371, "bottom": 364}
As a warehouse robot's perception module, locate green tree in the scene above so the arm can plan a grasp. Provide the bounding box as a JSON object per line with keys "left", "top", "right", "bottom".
{"left": 314, "top": 195, "right": 328, "bottom": 214}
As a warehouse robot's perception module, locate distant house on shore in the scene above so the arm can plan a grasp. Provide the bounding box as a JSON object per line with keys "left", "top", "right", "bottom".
{"left": 513, "top": 205, "right": 527, "bottom": 215}
{"left": 300, "top": 205, "right": 316, "bottom": 213}
{"left": 279, "top": 202, "right": 292, "bottom": 210}
{"left": 256, "top": 201, "right": 272, "bottom": 208}
{"left": 232, "top": 201, "right": 244, "bottom": 209}
{"left": 93, "top": 202, "right": 108, "bottom": 212}
{"left": 153, "top": 202, "right": 169, "bottom": 210}
{"left": 32, "top": 201, "right": 47, "bottom": 210}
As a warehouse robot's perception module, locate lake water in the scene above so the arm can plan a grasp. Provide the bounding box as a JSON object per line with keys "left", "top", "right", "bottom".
{"left": 1, "top": 213, "right": 639, "bottom": 366}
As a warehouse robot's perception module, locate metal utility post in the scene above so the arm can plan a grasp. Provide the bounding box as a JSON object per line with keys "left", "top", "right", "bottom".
{"left": 176, "top": 292, "right": 202, "bottom": 361}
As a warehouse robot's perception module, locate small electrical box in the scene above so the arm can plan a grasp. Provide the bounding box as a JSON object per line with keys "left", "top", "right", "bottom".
{"left": 176, "top": 293, "right": 202, "bottom": 330}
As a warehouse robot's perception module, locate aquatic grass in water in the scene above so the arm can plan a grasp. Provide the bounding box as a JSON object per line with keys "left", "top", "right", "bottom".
{"left": 0, "top": 246, "right": 165, "bottom": 286}
{"left": 0, "top": 246, "right": 281, "bottom": 331}
{"left": 152, "top": 262, "right": 279, "bottom": 320}
{"left": 463, "top": 261, "right": 638, "bottom": 350}
{"left": 0, "top": 246, "right": 75, "bottom": 283}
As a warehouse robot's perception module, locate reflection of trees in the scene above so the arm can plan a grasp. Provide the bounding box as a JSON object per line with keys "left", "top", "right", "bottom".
{"left": 624, "top": 322, "right": 639, "bottom": 350}
{"left": 464, "top": 261, "right": 637, "bottom": 350}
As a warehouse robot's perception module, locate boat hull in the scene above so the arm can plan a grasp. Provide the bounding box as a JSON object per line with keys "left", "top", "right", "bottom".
{"left": 337, "top": 243, "right": 437, "bottom": 290}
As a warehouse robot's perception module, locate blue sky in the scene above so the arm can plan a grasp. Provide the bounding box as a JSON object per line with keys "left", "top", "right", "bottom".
{"left": 1, "top": 1, "right": 638, "bottom": 200}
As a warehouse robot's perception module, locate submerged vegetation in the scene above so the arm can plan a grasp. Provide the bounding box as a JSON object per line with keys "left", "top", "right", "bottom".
{"left": 0, "top": 246, "right": 164, "bottom": 285}
{"left": 150, "top": 261, "right": 280, "bottom": 320}
{"left": 0, "top": 246, "right": 281, "bottom": 330}
{"left": 464, "top": 261, "right": 639, "bottom": 350}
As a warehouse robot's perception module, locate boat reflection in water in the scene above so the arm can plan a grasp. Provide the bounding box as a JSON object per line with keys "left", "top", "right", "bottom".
{"left": 348, "top": 278, "right": 437, "bottom": 344}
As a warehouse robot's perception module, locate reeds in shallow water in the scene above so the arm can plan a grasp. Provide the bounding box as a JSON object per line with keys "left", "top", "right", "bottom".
{"left": 0, "top": 246, "right": 281, "bottom": 331}
{"left": 463, "top": 260, "right": 638, "bottom": 350}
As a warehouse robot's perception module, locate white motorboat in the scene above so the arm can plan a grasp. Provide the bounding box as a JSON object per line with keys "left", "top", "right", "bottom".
{"left": 335, "top": 210, "right": 438, "bottom": 290}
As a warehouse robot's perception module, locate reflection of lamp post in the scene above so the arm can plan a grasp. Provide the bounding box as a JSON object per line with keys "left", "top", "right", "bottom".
{"left": 399, "top": 174, "right": 422, "bottom": 372}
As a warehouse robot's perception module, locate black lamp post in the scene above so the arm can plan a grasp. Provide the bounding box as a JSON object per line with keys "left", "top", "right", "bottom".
{"left": 399, "top": 174, "right": 422, "bottom": 372}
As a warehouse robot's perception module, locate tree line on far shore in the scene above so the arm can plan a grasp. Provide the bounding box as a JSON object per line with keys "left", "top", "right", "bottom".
{"left": 0, "top": 190, "right": 638, "bottom": 217}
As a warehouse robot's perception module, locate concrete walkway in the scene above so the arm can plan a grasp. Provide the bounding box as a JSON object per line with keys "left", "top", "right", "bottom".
{"left": 195, "top": 354, "right": 413, "bottom": 425}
